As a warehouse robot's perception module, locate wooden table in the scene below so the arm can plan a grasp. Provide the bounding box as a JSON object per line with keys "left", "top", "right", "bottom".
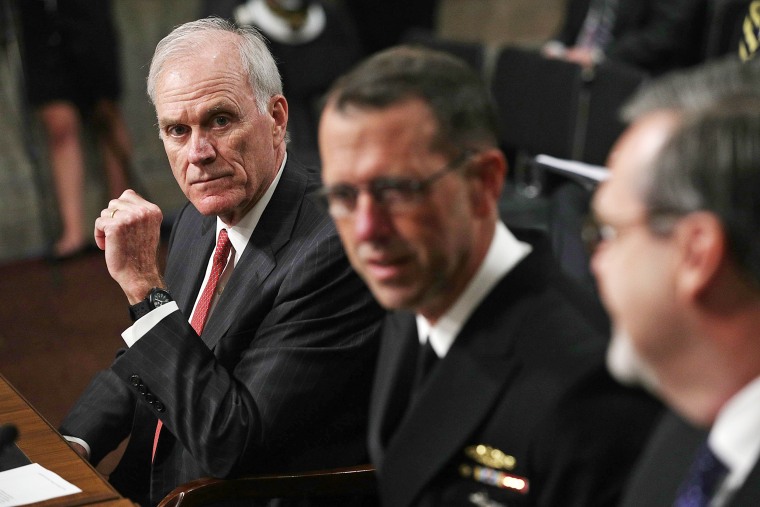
{"left": 0, "top": 374, "right": 133, "bottom": 506}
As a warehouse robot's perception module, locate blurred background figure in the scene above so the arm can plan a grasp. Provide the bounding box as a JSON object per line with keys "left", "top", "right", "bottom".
{"left": 590, "top": 56, "right": 760, "bottom": 506}
{"left": 17, "top": 0, "right": 134, "bottom": 260}
{"left": 542, "top": 0, "right": 707, "bottom": 75}
{"left": 201, "top": 0, "right": 363, "bottom": 167}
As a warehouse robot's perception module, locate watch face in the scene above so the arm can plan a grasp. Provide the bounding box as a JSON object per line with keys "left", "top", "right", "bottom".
{"left": 151, "top": 290, "right": 172, "bottom": 308}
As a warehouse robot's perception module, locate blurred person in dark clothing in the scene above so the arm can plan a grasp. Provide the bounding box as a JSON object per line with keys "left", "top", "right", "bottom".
{"left": 17, "top": 0, "right": 134, "bottom": 259}
{"left": 542, "top": 0, "right": 707, "bottom": 75}
{"left": 201, "top": 0, "right": 363, "bottom": 167}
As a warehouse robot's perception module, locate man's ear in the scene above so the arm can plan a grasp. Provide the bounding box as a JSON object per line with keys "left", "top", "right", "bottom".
{"left": 271, "top": 95, "right": 288, "bottom": 144}
{"left": 675, "top": 212, "right": 727, "bottom": 301}
{"left": 467, "top": 148, "right": 507, "bottom": 216}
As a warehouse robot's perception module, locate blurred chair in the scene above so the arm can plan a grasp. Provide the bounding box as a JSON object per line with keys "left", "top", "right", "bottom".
{"left": 491, "top": 46, "right": 587, "bottom": 200}
{"left": 537, "top": 157, "right": 606, "bottom": 290}
{"left": 489, "top": 45, "right": 645, "bottom": 288}
{"left": 158, "top": 464, "right": 377, "bottom": 507}
{"left": 490, "top": 46, "right": 646, "bottom": 169}
{"left": 581, "top": 60, "right": 648, "bottom": 165}
{"left": 542, "top": 61, "right": 644, "bottom": 287}
{"left": 491, "top": 46, "right": 586, "bottom": 162}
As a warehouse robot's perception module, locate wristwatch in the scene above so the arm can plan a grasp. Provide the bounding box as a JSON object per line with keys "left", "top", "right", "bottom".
{"left": 129, "top": 287, "right": 173, "bottom": 322}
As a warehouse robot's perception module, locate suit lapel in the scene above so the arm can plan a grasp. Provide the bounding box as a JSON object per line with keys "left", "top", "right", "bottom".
{"left": 369, "top": 314, "right": 419, "bottom": 459}
{"left": 165, "top": 209, "right": 215, "bottom": 317}
{"left": 198, "top": 238, "right": 276, "bottom": 349}
{"left": 378, "top": 273, "right": 531, "bottom": 507}
{"left": 198, "top": 159, "right": 308, "bottom": 350}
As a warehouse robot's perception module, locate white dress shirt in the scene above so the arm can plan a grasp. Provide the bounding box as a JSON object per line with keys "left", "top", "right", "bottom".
{"left": 122, "top": 154, "right": 286, "bottom": 346}
{"left": 234, "top": 0, "right": 326, "bottom": 44}
{"left": 709, "top": 375, "right": 760, "bottom": 506}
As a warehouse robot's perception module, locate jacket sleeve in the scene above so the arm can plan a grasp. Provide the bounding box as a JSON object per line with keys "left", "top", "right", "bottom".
{"left": 108, "top": 222, "right": 384, "bottom": 477}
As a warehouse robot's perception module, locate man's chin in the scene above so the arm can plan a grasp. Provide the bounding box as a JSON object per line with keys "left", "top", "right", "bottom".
{"left": 192, "top": 193, "right": 244, "bottom": 220}
{"left": 606, "top": 327, "right": 660, "bottom": 394}
{"left": 365, "top": 281, "right": 422, "bottom": 312}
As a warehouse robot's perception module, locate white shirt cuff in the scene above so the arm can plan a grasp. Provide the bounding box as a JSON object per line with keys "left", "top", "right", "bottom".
{"left": 121, "top": 302, "right": 179, "bottom": 347}
{"left": 63, "top": 436, "right": 91, "bottom": 459}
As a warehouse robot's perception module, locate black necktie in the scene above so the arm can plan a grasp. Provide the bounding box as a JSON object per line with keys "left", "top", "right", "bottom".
{"left": 414, "top": 339, "right": 438, "bottom": 390}
{"left": 673, "top": 442, "right": 729, "bottom": 507}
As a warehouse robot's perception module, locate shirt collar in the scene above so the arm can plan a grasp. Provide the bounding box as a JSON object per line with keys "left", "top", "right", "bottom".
{"left": 416, "top": 222, "right": 532, "bottom": 358}
{"left": 235, "top": 0, "right": 326, "bottom": 44}
{"left": 215, "top": 154, "right": 286, "bottom": 264}
{"left": 709, "top": 375, "right": 760, "bottom": 498}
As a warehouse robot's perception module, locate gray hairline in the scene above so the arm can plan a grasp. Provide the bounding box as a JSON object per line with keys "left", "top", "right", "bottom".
{"left": 618, "top": 57, "right": 760, "bottom": 214}
{"left": 623, "top": 93, "right": 760, "bottom": 291}
{"left": 146, "top": 17, "right": 283, "bottom": 115}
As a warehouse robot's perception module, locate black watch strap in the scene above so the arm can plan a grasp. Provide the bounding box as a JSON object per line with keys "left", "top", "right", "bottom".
{"left": 129, "top": 299, "right": 153, "bottom": 322}
{"left": 129, "top": 288, "right": 172, "bottom": 322}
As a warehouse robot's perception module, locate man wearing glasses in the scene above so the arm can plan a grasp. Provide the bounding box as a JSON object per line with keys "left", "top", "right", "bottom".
{"left": 317, "top": 45, "right": 661, "bottom": 507}
{"left": 590, "top": 56, "right": 760, "bottom": 506}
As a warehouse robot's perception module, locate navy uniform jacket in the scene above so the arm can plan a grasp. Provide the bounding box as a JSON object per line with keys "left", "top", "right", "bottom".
{"left": 60, "top": 158, "right": 385, "bottom": 506}
{"left": 368, "top": 229, "right": 662, "bottom": 507}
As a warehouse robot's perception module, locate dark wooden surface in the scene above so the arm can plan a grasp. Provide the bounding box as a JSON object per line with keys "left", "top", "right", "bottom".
{"left": 0, "top": 374, "right": 134, "bottom": 506}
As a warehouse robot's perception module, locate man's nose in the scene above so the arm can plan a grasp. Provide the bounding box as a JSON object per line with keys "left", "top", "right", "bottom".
{"left": 352, "top": 192, "right": 394, "bottom": 243}
{"left": 188, "top": 131, "right": 216, "bottom": 165}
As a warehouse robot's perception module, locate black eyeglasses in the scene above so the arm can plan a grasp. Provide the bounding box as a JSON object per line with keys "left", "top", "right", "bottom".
{"left": 582, "top": 211, "right": 686, "bottom": 254}
{"left": 316, "top": 150, "right": 477, "bottom": 219}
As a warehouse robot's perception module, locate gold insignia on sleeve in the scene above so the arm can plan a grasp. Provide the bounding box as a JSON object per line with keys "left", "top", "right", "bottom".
{"left": 464, "top": 444, "right": 516, "bottom": 471}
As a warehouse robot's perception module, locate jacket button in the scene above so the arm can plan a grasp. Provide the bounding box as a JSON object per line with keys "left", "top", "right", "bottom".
{"left": 154, "top": 401, "right": 166, "bottom": 412}
{"left": 130, "top": 374, "right": 141, "bottom": 386}
{"left": 145, "top": 393, "right": 155, "bottom": 403}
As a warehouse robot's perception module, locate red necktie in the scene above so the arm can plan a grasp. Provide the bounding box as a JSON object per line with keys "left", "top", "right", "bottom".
{"left": 152, "top": 229, "right": 232, "bottom": 461}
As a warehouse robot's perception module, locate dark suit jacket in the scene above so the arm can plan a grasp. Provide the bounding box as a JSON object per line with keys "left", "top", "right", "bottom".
{"left": 60, "top": 158, "right": 385, "bottom": 506}
{"left": 368, "top": 229, "right": 662, "bottom": 507}
{"left": 621, "top": 410, "right": 760, "bottom": 506}
{"left": 555, "top": 0, "right": 706, "bottom": 75}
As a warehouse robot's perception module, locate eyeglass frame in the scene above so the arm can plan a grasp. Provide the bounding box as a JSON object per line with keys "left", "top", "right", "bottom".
{"left": 315, "top": 149, "right": 478, "bottom": 219}
{"left": 582, "top": 210, "right": 688, "bottom": 254}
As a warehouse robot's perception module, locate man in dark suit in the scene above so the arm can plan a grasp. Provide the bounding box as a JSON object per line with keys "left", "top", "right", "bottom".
{"left": 58, "top": 18, "right": 384, "bottom": 506}
{"left": 317, "top": 45, "right": 661, "bottom": 507}
{"left": 542, "top": 0, "right": 706, "bottom": 75}
{"left": 588, "top": 56, "right": 760, "bottom": 507}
